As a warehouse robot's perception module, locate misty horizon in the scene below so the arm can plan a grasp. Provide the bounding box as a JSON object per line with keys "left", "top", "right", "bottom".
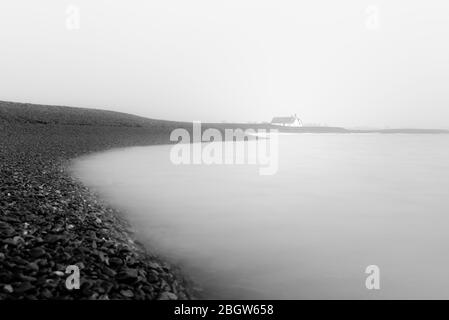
{"left": 3, "top": 98, "right": 449, "bottom": 131}
{"left": 1, "top": 1, "right": 449, "bottom": 129}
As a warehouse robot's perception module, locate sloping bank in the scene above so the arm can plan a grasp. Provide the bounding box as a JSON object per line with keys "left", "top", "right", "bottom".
{"left": 0, "top": 101, "right": 203, "bottom": 300}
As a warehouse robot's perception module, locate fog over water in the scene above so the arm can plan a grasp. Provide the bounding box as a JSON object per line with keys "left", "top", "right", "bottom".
{"left": 73, "top": 134, "right": 449, "bottom": 299}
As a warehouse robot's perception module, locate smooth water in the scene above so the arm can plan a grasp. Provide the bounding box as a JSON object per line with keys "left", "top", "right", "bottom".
{"left": 72, "top": 134, "right": 449, "bottom": 299}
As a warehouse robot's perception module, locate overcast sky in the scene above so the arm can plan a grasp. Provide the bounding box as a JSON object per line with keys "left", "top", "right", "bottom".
{"left": 1, "top": 0, "right": 448, "bottom": 128}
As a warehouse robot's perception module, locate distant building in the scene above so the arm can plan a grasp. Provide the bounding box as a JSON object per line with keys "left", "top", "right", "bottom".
{"left": 271, "top": 114, "right": 302, "bottom": 127}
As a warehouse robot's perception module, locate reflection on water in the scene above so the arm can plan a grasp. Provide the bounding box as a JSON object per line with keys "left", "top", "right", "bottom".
{"left": 72, "top": 134, "right": 449, "bottom": 299}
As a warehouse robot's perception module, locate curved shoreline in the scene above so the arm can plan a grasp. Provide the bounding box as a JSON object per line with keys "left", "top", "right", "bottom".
{"left": 2, "top": 100, "right": 448, "bottom": 300}
{"left": 0, "top": 102, "right": 197, "bottom": 299}
{"left": 64, "top": 169, "right": 197, "bottom": 300}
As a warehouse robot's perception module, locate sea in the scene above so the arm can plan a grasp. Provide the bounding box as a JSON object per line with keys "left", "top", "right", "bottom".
{"left": 72, "top": 133, "right": 449, "bottom": 299}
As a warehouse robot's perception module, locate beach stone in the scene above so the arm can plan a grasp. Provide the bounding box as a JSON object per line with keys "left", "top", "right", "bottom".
{"left": 35, "top": 237, "right": 44, "bottom": 243}
{"left": 4, "top": 285, "right": 13, "bottom": 293}
{"left": 99, "top": 281, "right": 114, "bottom": 293}
{"left": 0, "top": 223, "right": 15, "bottom": 237}
{"left": 146, "top": 272, "right": 159, "bottom": 283}
{"left": 13, "top": 236, "right": 25, "bottom": 245}
{"left": 126, "top": 256, "right": 137, "bottom": 266}
{"left": 20, "top": 274, "right": 37, "bottom": 282}
{"left": 76, "top": 262, "right": 86, "bottom": 269}
{"left": 28, "top": 262, "right": 39, "bottom": 271}
{"left": 11, "top": 256, "right": 28, "bottom": 265}
{"left": 120, "top": 289, "right": 134, "bottom": 298}
{"left": 97, "top": 251, "right": 109, "bottom": 264}
{"left": 3, "top": 238, "right": 19, "bottom": 246}
{"left": 159, "top": 292, "right": 178, "bottom": 300}
{"left": 37, "top": 259, "right": 48, "bottom": 267}
{"left": 177, "top": 292, "right": 188, "bottom": 300}
{"left": 109, "top": 257, "right": 123, "bottom": 266}
{"left": 148, "top": 262, "right": 161, "bottom": 270}
{"left": 45, "top": 234, "right": 65, "bottom": 243}
{"left": 29, "top": 247, "right": 46, "bottom": 258}
{"left": 103, "top": 267, "right": 117, "bottom": 277}
{"left": 15, "top": 282, "right": 34, "bottom": 293}
{"left": 0, "top": 272, "right": 13, "bottom": 282}
{"left": 118, "top": 268, "right": 139, "bottom": 281}
{"left": 41, "top": 289, "right": 52, "bottom": 299}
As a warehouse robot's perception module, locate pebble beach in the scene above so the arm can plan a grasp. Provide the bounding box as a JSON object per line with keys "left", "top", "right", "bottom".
{"left": 0, "top": 101, "right": 195, "bottom": 300}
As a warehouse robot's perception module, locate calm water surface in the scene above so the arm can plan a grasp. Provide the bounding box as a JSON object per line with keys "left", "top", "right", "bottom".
{"left": 72, "top": 134, "right": 449, "bottom": 299}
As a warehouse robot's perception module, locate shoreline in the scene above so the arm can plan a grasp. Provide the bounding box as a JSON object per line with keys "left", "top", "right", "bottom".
{"left": 0, "top": 101, "right": 198, "bottom": 299}
{"left": 1, "top": 100, "right": 448, "bottom": 300}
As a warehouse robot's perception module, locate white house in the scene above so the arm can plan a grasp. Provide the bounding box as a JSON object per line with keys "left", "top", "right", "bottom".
{"left": 271, "top": 114, "right": 303, "bottom": 127}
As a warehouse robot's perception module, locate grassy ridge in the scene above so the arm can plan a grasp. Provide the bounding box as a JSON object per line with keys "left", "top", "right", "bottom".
{"left": 0, "top": 100, "right": 181, "bottom": 127}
